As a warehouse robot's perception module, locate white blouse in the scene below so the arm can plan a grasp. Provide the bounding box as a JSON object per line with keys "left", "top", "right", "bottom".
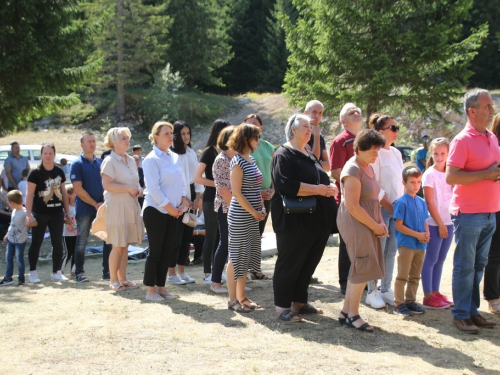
{"left": 177, "top": 147, "right": 204, "bottom": 201}
{"left": 371, "top": 146, "right": 404, "bottom": 204}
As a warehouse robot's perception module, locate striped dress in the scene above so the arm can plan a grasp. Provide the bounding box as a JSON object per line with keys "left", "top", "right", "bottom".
{"left": 228, "top": 154, "right": 263, "bottom": 280}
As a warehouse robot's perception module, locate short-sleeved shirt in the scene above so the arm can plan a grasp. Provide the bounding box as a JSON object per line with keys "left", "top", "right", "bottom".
{"left": 4, "top": 154, "right": 29, "bottom": 187}
{"left": 447, "top": 123, "right": 500, "bottom": 215}
{"left": 416, "top": 147, "right": 428, "bottom": 171}
{"left": 250, "top": 139, "right": 274, "bottom": 190}
{"left": 394, "top": 193, "right": 429, "bottom": 250}
{"left": 101, "top": 151, "right": 140, "bottom": 203}
{"left": 28, "top": 166, "right": 66, "bottom": 216}
{"left": 7, "top": 208, "right": 27, "bottom": 243}
{"left": 329, "top": 130, "right": 356, "bottom": 204}
{"left": 213, "top": 152, "right": 232, "bottom": 213}
{"left": 307, "top": 134, "right": 326, "bottom": 152}
{"left": 70, "top": 153, "right": 104, "bottom": 218}
{"left": 422, "top": 166, "right": 453, "bottom": 226}
{"left": 199, "top": 146, "right": 219, "bottom": 203}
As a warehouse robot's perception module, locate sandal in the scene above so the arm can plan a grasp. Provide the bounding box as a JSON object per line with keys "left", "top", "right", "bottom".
{"left": 298, "top": 303, "right": 324, "bottom": 314}
{"left": 489, "top": 301, "right": 500, "bottom": 314}
{"left": 277, "top": 308, "right": 302, "bottom": 322}
{"left": 239, "top": 297, "right": 260, "bottom": 309}
{"left": 109, "top": 282, "right": 127, "bottom": 292}
{"left": 120, "top": 281, "right": 139, "bottom": 289}
{"left": 228, "top": 300, "right": 252, "bottom": 313}
{"left": 346, "top": 315, "right": 373, "bottom": 332}
{"left": 250, "top": 271, "right": 273, "bottom": 280}
{"left": 338, "top": 311, "right": 348, "bottom": 325}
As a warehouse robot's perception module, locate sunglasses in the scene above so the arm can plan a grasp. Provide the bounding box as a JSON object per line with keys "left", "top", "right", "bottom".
{"left": 381, "top": 125, "right": 400, "bottom": 132}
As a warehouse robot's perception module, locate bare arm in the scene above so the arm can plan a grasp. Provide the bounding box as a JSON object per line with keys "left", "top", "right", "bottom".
{"left": 72, "top": 181, "right": 100, "bottom": 210}
{"left": 5, "top": 168, "right": 16, "bottom": 188}
{"left": 446, "top": 163, "right": 500, "bottom": 185}
{"left": 320, "top": 150, "right": 330, "bottom": 172}
{"left": 193, "top": 162, "right": 215, "bottom": 188}
{"left": 380, "top": 195, "right": 394, "bottom": 214}
{"left": 25, "top": 181, "right": 36, "bottom": 225}
{"left": 423, "top": 186, "right": 448, "bottom": 238}
{"left": 231, "top": 165, "right": 266, "bottom": 221}
{"left": 102, "top": 174, "right": 140, "bottom": 196}
{"left": 296, "top": 182, "right": 335, "bottom": 197}
{"left": 331, "top": 168, "right": 341, "bottom": 182}
{"left": 219, "top": 187, "right": 232, "bottom": 206}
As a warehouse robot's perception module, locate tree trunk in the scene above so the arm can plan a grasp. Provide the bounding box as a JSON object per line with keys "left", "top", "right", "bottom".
{"left": 116, "top": 0, "right": 125, "bottom": 119}
{"left": 365, "top": 98, "right": 377, "bottom": 127}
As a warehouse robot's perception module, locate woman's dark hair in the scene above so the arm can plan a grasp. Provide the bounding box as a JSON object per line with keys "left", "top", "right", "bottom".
{"left": 217, "top": 125, "right": 236, "bottom": 151}
{"left": 205, "top": 119, "right": 230, "bottom": 148}
{"left": 227, "top": 123, "right": 261, "bottom": 154}
{"left": 368, "top": 113, "right": 394, "bottom": 131}
{"left": 353, "top": 129, "right": 386, "bottom": 153}
{"left": 38, "top": 143, "right": 57, "bottom": 180}
{"left": 171, "top": 120, "right": 191, "bottom": 154}
{"left": 244, "top": 114, "right": 263, "bottom": 126}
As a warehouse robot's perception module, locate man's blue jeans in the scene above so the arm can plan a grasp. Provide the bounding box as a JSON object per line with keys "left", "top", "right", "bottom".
{"left": 6, "top": 241, "right": 26, "bottom": 280}
{"left": 451, "top": 212, "right": 496, "bottom": 320}
{"left": 74, "top": 213, "right": 111, "bottom": 276}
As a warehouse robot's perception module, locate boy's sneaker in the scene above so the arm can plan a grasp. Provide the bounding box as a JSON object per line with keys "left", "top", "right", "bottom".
{"left": 394, "top": 304, "right": 414, "bottom": 316}
{"left": 0, "top": 278, "right": 14, "bottom": 286}
{"left": 75, "top": 274, "right": 89, "bottom": 283}
{"left": 423, "top": 294, "right": 450, "bottom": 309}
{"left": 435, "top": 292, "right": 454, "bottom": 306}
{"left": 203, "top": 274, "right": 212, "bottom": 284}
{"left": 406, "top": 302, "right": 425, "bottom": 314}
{"left": 28, "top": 271, "right": 41, "bottom": 284}
{"left": 167, "top": 274, "right": 188, "bottom": 285}
{"left": 365, "top": 290, "right": 386, "bottom": 309}
{"left": 178, "top": 272, "right": 195, "bottom": 284}
{"left": 51, "top": 271, "right": 69, "bottom": 282}
{"left": 380, "top": 289, "right": 395, "bottom": 306}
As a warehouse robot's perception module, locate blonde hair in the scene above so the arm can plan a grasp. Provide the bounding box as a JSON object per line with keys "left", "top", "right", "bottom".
{"left": 103, "top": 127, "right": 131, "bottom": 150}
{"left": 426, "top": 137, "right": 450, "bottom": 169}
{"left": 149, "top": 121, "right": 173, "bottom": 145}
{"left": 66, "top": 184, "right": 74, "bottom": 194}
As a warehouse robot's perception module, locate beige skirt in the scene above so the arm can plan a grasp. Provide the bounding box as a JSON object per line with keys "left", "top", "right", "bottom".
{"left": 92, "top": 193, "right": 144, "bottom": 247}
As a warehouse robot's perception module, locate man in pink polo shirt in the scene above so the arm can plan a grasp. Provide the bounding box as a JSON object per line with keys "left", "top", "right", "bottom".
{"left": 446, "top": 88, "right": 500, "bottom": 333}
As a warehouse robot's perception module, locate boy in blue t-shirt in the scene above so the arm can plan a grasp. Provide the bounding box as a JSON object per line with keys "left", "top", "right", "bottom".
{"left": 393, "top": 166, "right": 430, "bottom": 316}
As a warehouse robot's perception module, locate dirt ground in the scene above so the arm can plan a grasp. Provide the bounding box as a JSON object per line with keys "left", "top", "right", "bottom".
{"left": 0, "top": 238, "right": 499, "bottom": 375}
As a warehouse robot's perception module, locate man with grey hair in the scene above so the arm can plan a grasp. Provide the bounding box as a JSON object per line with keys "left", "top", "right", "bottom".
{"left": 304, "top": 100, "right": 330, "bottom": 171}
{"left": 4, "top": 141, "right": 30, "bottom": 190}
{"left": 446, "top": 88, "right": 499, "bottom": 333}
{"left": 329, "top": 103, "right": 364, "bottom": 294}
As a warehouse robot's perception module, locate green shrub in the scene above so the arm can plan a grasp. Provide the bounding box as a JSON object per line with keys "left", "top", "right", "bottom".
{"left": 52, "top": 103, "right": 97, "bottom": 125}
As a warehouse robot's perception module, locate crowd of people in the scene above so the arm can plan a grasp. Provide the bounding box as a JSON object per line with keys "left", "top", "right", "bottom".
{"left": 1, "top": 88, "right": 500, "bottom": 335}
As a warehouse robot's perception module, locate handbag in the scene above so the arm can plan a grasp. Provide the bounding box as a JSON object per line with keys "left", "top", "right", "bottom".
{"left": 282, "top": 195, "right": 317, "bottom": 214}
{"left": 182, "top": 209, "right": 198, "bottom": 227}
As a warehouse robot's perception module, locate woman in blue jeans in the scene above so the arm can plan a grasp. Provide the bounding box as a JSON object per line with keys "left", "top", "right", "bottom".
{"left": 366, "top": 114, "right": 404, "bottom": 308}
{"left": 194, "top": 119, "right": 230, "bottom": 283}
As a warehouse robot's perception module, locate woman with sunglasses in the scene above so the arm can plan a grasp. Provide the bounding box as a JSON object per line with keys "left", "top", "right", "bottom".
{"left": 26, "top": 143, "right": 72, "bottom": 284}
{"left": 365, "top": 114, "right": 404, "bottom": 308}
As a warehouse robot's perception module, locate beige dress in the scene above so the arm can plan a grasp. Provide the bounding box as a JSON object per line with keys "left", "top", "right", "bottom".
{"left": 337, "top": 158, "right": 385, "bottom": 283}
{"left": 92, "top": 151, "right": 144, "bottom": 247}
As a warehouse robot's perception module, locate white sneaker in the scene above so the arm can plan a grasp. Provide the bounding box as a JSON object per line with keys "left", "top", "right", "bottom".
{"left": 51, "top": 271, "right": 68, "bottom": 282}
{"left": 146, "top": 293, "right": 165, "bottom": 302}
{"left": 365, "top": 290, "right": 386, "bottom": 309}
{"left": 178, "top": 272, "right": 195, "bottom": 284}
{"left": 28, "top": 271, "right": 41, "bottom": 284}
{"left": 210, "top": 284, "right": 228, "bottom": 294}
{"left": 381, "top": 289, "right": 395, "bottom": 306}
{"left": 167, "top": 274, "right": 187, "bottom": 285}
{"left": 203, "top": 274, "right": 212, "bottom": 284}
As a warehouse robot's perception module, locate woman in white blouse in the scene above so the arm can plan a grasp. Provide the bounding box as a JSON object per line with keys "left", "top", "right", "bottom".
{"left": 166, "top": 121, "right": 204, "bottom": 285}
{"left": 365, "top": 113, "right": 404, "bottom": 308}
{"left": 142, "top": 121, "right": 189, "bottom": 301}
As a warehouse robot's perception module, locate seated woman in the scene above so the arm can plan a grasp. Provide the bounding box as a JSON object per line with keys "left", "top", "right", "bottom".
{"left": 337, "top": 129, "right": 387, "bottom": 332}
{"left": 271, "top": 114, "right": 338, "bottom": 322}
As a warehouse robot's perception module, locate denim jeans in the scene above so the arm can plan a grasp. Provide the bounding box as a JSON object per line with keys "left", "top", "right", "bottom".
{"left": 368, "top": 207, "right": 397, "bottom": 292}
{"left": 74, "top": 213, "right": 112, "bottom": 276}
{"left": 6, "top": 241, "right": 26, "bottom": 280}
{"left": 451, "top": 212, "right": 495, "bottom": 320}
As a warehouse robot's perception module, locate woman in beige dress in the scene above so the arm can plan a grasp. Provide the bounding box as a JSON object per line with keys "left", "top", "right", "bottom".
{"left": 92, "top": 127, "right": 144, "bottom": 291}
{"left": 337, "top": 129, "right": 387, "bottom": 332}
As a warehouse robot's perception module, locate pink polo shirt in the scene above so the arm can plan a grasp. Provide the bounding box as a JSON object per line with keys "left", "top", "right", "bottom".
{"left": 447, "top": 123, "right": 500, "bottom": 215}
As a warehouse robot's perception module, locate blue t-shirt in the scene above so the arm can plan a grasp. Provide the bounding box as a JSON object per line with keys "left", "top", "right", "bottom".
{"left": 394, "top": 193, "right": 429, "bottom": 250}
{"left": 70, "top": 153, "right": 104, "bottom": 218}
{"left": 416, "top": 147, "right": 428, "bottom": 171}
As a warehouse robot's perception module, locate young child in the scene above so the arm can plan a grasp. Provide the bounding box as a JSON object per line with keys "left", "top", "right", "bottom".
{"left": 393, "top": 166, "right": 430, "bottom": 316}
{"left": 17, "top": 169, "right": 29, "bottom": 206}
{"left": 0, "top": 190, "right": 28, "bottom": 286}
{"left": 421, "top": 138, "right": 454, "bottom": 309}
{"left": 60, "top": 184, "right": 77, "bottom": 277}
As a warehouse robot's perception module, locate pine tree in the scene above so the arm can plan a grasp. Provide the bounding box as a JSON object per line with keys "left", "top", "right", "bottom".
{"left": 283, "top": 0, "right": 487, "bottom": 120}
{"left": 0, "top": 0, "right": 95, "bottom": 132}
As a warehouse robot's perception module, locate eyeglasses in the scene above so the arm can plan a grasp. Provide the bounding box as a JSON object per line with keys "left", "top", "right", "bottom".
{"left": 381, "top": 125, "right": 400, "bottom": 132}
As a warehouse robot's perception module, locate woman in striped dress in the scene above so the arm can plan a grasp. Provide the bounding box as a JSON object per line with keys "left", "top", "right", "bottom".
{"left": 226, "top": 124, "right": 266, "bottom": 312}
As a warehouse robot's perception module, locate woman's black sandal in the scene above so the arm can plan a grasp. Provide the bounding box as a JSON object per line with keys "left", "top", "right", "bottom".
{"left": 338, "top": 311, "right": 348, "bottom": 325}
{"left": 346, "top": 315, "right": 373, "bottom": 332}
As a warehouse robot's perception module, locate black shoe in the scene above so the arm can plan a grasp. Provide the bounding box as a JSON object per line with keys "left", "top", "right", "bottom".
{"left": 0, "top": 278, "right": 14, "bottom": 286}
{"left": 18, "top": 277, "right": 25, "bottom": 286}
{"left": 102, "top": 272, "right": 110, "bottom": 280}
{"left": 406, "top": 302, "right": 425, "bottom": 315}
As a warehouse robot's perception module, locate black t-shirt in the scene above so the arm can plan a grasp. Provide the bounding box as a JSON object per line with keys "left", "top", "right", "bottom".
{"left": 199, "top": 146, "right": 219, "bottom": 203}
{"left": 271, "top": 145, "right": 337, "bottom": 234}
{"left": 28, "top": 166, "right": 66, "bottom": 215}
{"left": 307, "top": 134, "right": 326, "bottom": 152}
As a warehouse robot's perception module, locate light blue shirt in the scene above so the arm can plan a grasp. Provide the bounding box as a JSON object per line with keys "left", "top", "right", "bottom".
{"left": 142, "top": 146, "right": 186, "bottom": 214}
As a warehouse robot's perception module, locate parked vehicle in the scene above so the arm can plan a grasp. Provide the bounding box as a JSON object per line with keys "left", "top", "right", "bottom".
{"left": 395, "top": 146, "right": 414, "bottom": 163}
{"left": 0, "top": 145, "right": 77, "bottom": 173}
